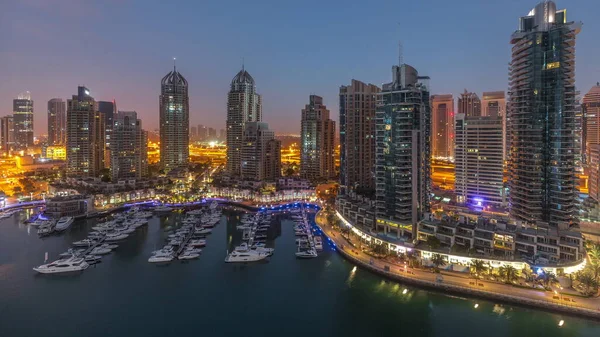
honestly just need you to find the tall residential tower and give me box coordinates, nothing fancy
[111,111,148,181]
[48,98,66,145]
[226,67,262,175]
[300,95,336,181]
[508,1,581,227]
[375,64,431,237]
[13,91,34,150]
[430,94,454,159]
[159,64,189,173]
[339,80,380,193]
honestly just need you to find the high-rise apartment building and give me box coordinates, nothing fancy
[481,91,507,161]
[375,64,431,233]
[198,124,207,140]
[159,64,189,173]
[240,122,280,181]
[430,94,454,159]
[66,86,105,177]
[455,114,505,208]
[589,144,600,202]
[13,91,34,150]
[582,83,600,163]
[190,126,197,140]
[300,95,336,181]
[0,116,14,155]
[48,98,66,145]
[98,100,115,167]
[111,111,148,181]
[226,67,262,175]
[458,90,481,117]
[339,80,380,193]
[208,127,217,140]
[219,129,225,141]
[508,1,581,227]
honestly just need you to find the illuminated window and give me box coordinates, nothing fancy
[546,62,560,70]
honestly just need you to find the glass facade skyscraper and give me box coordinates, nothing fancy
[508,1,581,227]
[375,64,431,237]
[159,64,189,173]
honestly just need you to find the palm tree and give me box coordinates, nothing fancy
[588,263,600,280]
[470,259,487,279]
[587,243,600,266]
[576,271,600,296]
[499,265,519,284]
[431,254,445,272]
[543,271,557,288]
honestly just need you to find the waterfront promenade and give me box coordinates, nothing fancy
[315,211,600,320]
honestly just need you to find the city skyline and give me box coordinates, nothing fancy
[3,0,599,136]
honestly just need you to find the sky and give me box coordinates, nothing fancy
[2,0,600,136]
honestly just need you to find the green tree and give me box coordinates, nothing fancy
[427,236,441,250]
[431,254,445,272]
[587,243,600,265]
[576,271,599,296]
[470,259,487,278]
[373,243,387,256]
[542,271,557,288]
[499,265,519,284]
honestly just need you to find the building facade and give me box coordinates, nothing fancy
[455,114,505,208]
[339,80,380,193]
[0,116,14,155]
[430,94,454,159]
[240,122,280,181]
[111,111,148,181]
[48,98,66,146]
[98,100,115,167]
[375,64,431,234]
[481,91,507,161]
[589,144,600,202]
[300,95,336,181]
[458,90,481,117]
[508,1,581,227]
[582,83,600,164]
[226,67,262,175]
[13,91,34,150]
[159,65,189,172]
[66,86,105,178]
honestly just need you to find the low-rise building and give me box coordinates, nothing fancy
[277,178,310,190]
[45,194,94,218]
[417,212,584,264]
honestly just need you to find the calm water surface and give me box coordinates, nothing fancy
[1,207,599,337]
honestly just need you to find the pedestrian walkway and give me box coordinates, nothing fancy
[315,211,600,319]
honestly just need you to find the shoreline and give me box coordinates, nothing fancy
[314,211,600,321]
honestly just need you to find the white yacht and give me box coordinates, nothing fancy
[295,249,318,259]
[187,209,203,216]
[72,239,97,247]
[189,239,206,247]
[90,247,112,255]
[33,255,89,274]
[184,247,202,255]
[153,206,173,214]
[196,228,212,235]
[314,237,323,251]
[148,251,173,263]
[54,217,75,232]
[225,249,269,263]
[105,233,129,241]
[37,224,54,236]
[178,251,200,260]
[98,243,118,250]
[84,255,102,264]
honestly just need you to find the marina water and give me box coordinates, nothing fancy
[1,207,599,337]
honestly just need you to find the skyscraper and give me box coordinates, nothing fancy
[0,116,14,155]
[208,127,217,140]
[219,128,225,141]
[98,100,115,167]
[339,80,380,193]
[159,63,189,173]
[455,114,505,207]
[13,91,34,150]
[589,144,600,203]
[66,86,105,177]
[481,91,507,161]
[457,90,481,117]
[197,124,207,140]
[375,64,431,234]
[430,94,454,159]
[582,83,600,163]
[111,111,148,181]
[48,98,66,145]
[240,122,280,181]
[508,1,581,227]
[226,67,262,175]
[300,95,336,181]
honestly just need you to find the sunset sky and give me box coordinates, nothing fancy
[2,0,599,135]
